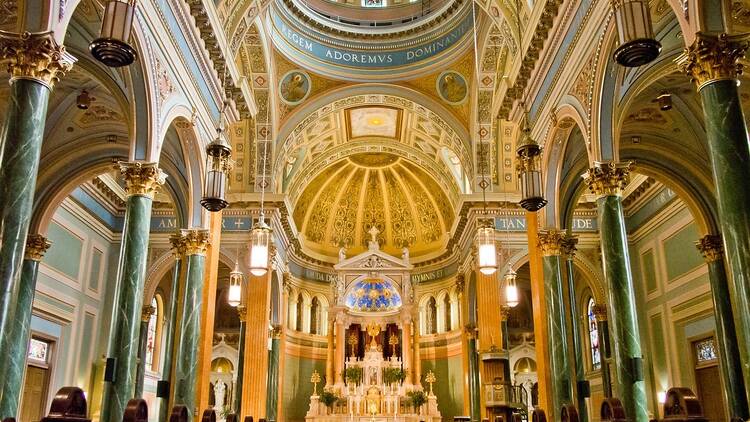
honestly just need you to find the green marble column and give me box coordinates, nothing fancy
[562,235,588,422]
[135,306,155,398]
[538,230,573,419]
[265,328,280,422]
[173,229,210,418]
[685,33,750,408]
[158,240,183,422]
[500,307,511,382]
[100,162,165,422]
[233,306,247,414]
[584,162,647,422]
[0,235,50,418]
[592,305,613,398]
[467,335,481,422]
[0,33,72,413]
[696,235,749,419]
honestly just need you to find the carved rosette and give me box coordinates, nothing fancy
[119,161,166,198]
[561,233,578,260]
[141,305,155,322]
[591,304,608,321]
[181,229,210,256]
[0,31,75,88]
[683,32,750,89]
[582,161,633,197]
[25,234,51,261]
[237,305,247,322]
[537,229,567,256]
[169,232,186,259]
[695,234,723,263]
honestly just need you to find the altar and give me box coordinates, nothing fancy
[305,229,441,422]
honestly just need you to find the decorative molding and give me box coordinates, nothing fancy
[682,32,750,89]
[0,31,75,88]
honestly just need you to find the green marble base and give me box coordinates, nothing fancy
[266,337,280,420]
[135,318,149,398]
[700,79,750,409]
[597,195,647,421]
[174,253,206,417]
[100,195,154,422]
[0,258,40,417]
[542,254,572,419]
[0,80,52,412]
[234,320,246,414]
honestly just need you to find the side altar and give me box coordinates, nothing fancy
[305,228,441,422]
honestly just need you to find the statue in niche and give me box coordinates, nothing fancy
[403,276,413,304]
[214,379,226,409]
[367,226,380,250]
[334,275,345,305]
[338,247,347,263]
[402,247,410,264]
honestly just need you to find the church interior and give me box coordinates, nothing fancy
[1,0,750,421]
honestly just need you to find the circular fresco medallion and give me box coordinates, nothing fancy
[436,71,468,105]
[279,70,312,105]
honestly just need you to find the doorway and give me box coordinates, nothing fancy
[20,337,54,422]
[692,336,726,422]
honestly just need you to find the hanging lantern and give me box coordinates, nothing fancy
[504,268,519,308]
[516,116,547,212]
[477,225,498,275]
[90,0,138,67]
[611,0,661,67]
[657,91,672,111]
[249,216,271,276]
[200,135,232,212]
[76,90,93,109]
[227,261,243,307]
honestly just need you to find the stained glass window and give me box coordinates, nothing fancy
[28,338,49,363]
[695,338,718,363]
[444,294,452,332]
[296,293,304,332]
[145,297,158,369]
[426,297,437,335]
[362,0,386,7]
[310,297,321,335]
[587,298,601,370]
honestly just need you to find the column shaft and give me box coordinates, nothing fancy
[401,320,412,383]
[265,332,280,421]
[335,319,345,385]
[135,306,154,398]
[234,307,247,414]
[685,32,750,407]
[563,236,588,422]
[101,166,162,422]
[467,336,481,422]
[158,255,183,422]
[539,231,572,419]
[413,324,422,386]
[325,319,335,386]
[697,236,749,419]
[592,306,613,399]
[174,235,208,417]
[241,268,271,418]
[598,196,647,420]
[0,235,50,418]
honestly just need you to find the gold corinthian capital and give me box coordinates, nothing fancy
[683,32,750,90]
[119,161,166,198]
[582,161,633,197]
[25,234,51,261]
[0,31,75,88]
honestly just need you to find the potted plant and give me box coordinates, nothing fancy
[343,367,363,385]
[406,390,427,414]
[383,368,407,386]
[320,390,338,414]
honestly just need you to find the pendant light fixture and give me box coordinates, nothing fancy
[201,93,233,212]
[512,0,547,212]
[470,0,497,276]
[249,140,271,277]
[611,0,661,67]
[90,0,138,67]
[227,254,244,307]
[504,268,519,308]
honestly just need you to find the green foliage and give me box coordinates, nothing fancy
[406,390,427,409]
[320,390,338,408]
[343,367,364,384]
[383,367,407,385]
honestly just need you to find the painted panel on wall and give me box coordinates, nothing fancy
[648,314,668,390]
[421,356,464,421]
[282,354,326,421]
[641,249,657,294]
[77,312,95,387]
[89,248,103,292]
[663,223,703,281]
[45,221,84,280]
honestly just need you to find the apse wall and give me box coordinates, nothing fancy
[282,330,327,421]
[419,331,465,420]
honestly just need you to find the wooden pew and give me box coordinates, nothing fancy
[561,404,580,422]
[122,399,147,422]
[202,409,216,422]
[601,398,627,422]
[531,408,547,422]
[660,388,708,422]
[40,386,89,422]
[169,405,188,422]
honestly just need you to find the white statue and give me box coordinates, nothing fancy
[339,247,346,263]
[214,379,226,410]
[334,275,345,305]
[401,247,410,264]
[367,226,380,250]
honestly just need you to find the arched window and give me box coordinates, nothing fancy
[145,297,158,369]
[443,295,452,332]
[310,297,321,335]
[426,297,437,335]
[587,298,601,370]
[296,293,304,331]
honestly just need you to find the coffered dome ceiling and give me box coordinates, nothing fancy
[293,152,454,261]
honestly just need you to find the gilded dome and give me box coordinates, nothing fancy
[345,278,402,312]
[514,357,537,374]
[293,153,454,260]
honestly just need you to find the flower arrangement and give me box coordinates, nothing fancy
[382,367,406,385]
[343,366,364,385]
